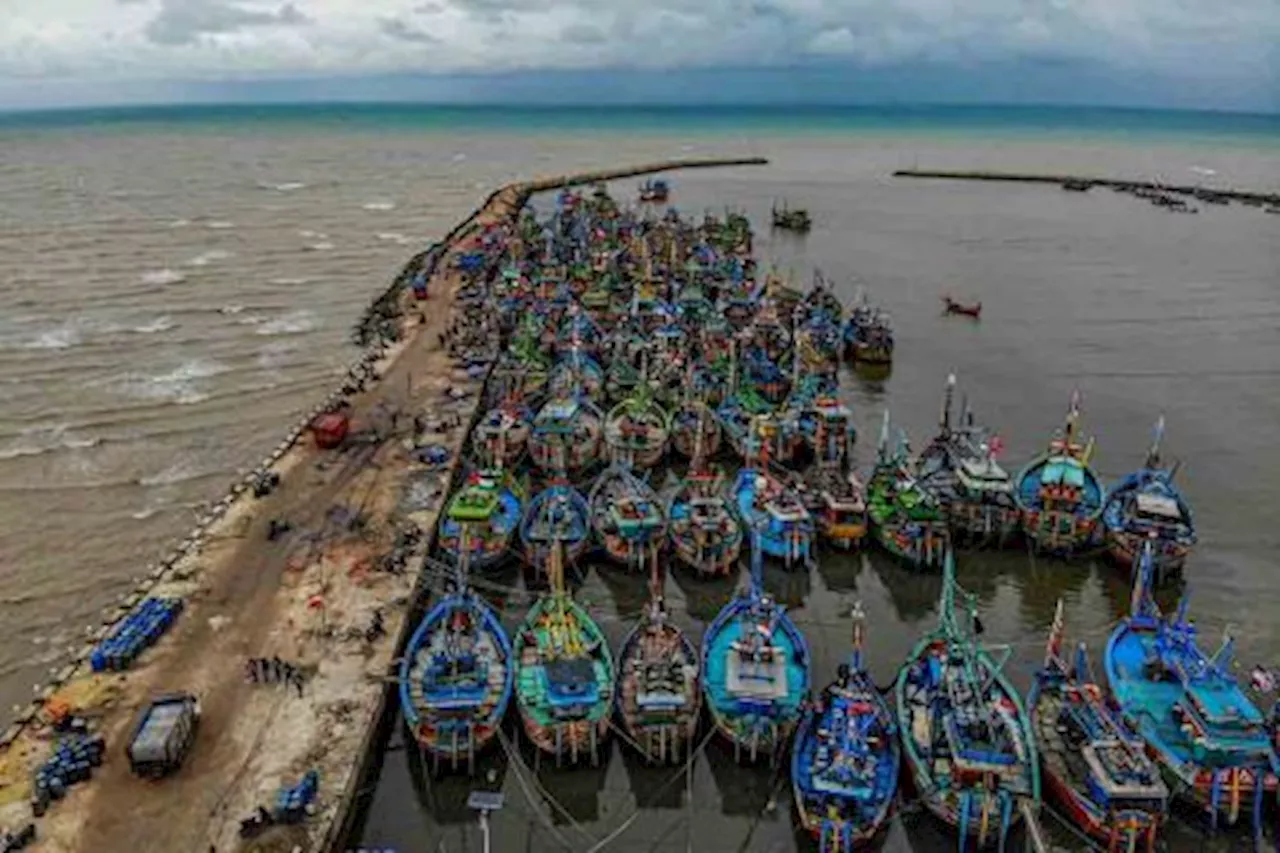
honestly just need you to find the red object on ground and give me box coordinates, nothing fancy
[310,411,350,449]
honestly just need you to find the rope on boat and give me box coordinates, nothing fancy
[494,725,594,851]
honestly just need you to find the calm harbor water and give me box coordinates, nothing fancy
[0,106,1277,851]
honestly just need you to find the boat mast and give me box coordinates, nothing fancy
[940,373,956,437]
[1146,415,1166,470]
[849,601,866,675]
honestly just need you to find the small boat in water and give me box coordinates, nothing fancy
[399,547,513,774]
[603,385,671,469]
[588,464,668,569]
[472,397,533,469]
[703,533,810,763]
[771,201,812,233]
[639,179,670,203]
[1101,417,1196,580]
[514,543,615,766]
[615,560,701,764]
[803,466,868,551]
[842,296,895,365]
[895,550,1043,849]
[942,295,982,318]
[792,603,899,849]
[438,469,525,569]
[866,412,949,569]
[794,394,855,468]
[667,466,743,577]
[730,466,814,569]
[1030,599,1168,851]
[1015,392,1104,556]
[1105,542,1278,838]
[917,375,1020,546]
[519,482,591,568]
[528,394,603,476]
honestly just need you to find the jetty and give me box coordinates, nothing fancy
[0,156,766,852]
[893,168,1280,206]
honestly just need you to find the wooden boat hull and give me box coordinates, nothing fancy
[817,516,868,550]
[1106,530,1191,576]
[701,586,809,764]
[514,596,615,765]
[791,678,899,848]
[1015,452,1104,556]
[589,466,668,570]
[671,405,722,459]
[615,620,701,764]
[399,593,513,772]
[730,468,814,568]
[948,501,1021,545]
[520,486,591,569]
[869,517,947,569]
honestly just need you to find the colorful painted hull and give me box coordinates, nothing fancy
[529,397,603,476]
[437,476,524,569]
[604,400,671,469]
[615,615,701,764]
[471,404,532,469]
[1015,453,1104,555]
[1101,469,1196,578]
[730,468,814,568]
[702,594,809,763]
[792,672,899,849]
[399,591,513,772]
[588,466,668,569]
[667,479,743,577]
[519,485,591,568]
[671,402,722,459]
[514,594,615,765]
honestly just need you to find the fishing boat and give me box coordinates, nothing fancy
[841,301,894,365]
[671,399,722,459]
[702,533,810,763]
[942,295,982,318]
[895,550,1043,849]
[471,397,533,469]
[795,395,855,468]
[438,469,525,568]
[917,376,1020,545]
[866,412,949,569]
[615,560,701,764]
[603,386,671,469]
[1030,600,1168,851]
[1104,542,1278,838]
[1101,417,1196,580]
[1015,393,1104,556]
[803,466,868,551]
[514,543,615,766]
[730,465,814,569]
[528,394,603,476]
[667,467,743,577]
[792,603,899,849]
[588,464,668,570]
[399,542,513,774]
[771,202,812,233]
[519,482,591,568]
[548,348,605,398]
[639,179,670,203]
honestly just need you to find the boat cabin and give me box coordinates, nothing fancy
[637,660,691,714]
[811,691,882,797]
[1039,456,1088,506]
[450,481,501,522]
[1134,492,1183,524]
[956,456,1013,495]
[543,659,601,718]
[609,497,663,535]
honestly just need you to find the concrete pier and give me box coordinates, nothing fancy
[893,168,1280,205]
[0,155,766,852]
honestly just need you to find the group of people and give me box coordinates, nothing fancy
[245,656,306,696]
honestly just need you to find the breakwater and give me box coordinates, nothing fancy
[0,155,766,852]
[893,168,1280,206]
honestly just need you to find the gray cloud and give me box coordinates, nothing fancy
[378,16,438,43]
[145,0,309,46]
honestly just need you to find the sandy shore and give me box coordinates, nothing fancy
[0,158,763,853]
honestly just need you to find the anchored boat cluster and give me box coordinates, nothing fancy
[397,178,1276,853]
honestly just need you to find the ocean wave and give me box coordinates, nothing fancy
[257,339,300,369]
[452,153,466,162]
[256,310,318,336]
[167,219,190,228]
[0,423,102,461]
[219,304,246,315]
[362,201,396,211]
[299,229,328,240]
[306,241,334,251]
[138,458,206,487]
[376,232,411,244]
[132,316,175,334]
[259,181,308,192]
[21,325,82,350]
[187,249,233,267]
[113,358,228,406]
[141,268,186,286]
[207,221,235,230]
[269,277,310,285]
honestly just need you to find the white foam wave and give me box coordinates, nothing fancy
[257,340,300,369]
[362,201,396,211]
[256,310,318,336]
[130,506,161,520]
[138,459,204,487]
[269,277,310,285]
[0,424,102,461]
[187,249,233,267]
[376,232,411,244]
[115,359,227,406]
[132,316,175,334]
[298,229,327,239]
[207,221,235,230]
[452,153,466,162]
[167,219,190,228]
[219,304,246,315]
[260,181,308,192]
[141,268,186,286]
[23,325,82,350]
[306,241,335,251]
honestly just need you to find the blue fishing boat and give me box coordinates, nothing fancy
[472,396,533,469]
[438,469,525,569]
[667,466,743,577]
[702,532,810,764]
[519,482,591,568]
[1101,417,1196,580]
[528,394,603,476]
[399,546,513,774]
[1030,599,1168,851]
[730,466,814,569]
[1104,542,1278,839]
[895,550,1043,849]
[1015,392,1104,556]
[588,463,668,570]
[792,602,899,850]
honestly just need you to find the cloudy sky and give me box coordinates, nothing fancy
[1,0,1277,110]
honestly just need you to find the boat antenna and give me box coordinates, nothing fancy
[850,602,866,674]
[941,373,956,434]
[749,527,765,598]
[1129,538,1159,620]
[1146,415,1166,469]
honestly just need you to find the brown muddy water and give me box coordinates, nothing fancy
[1,121,1278,852]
